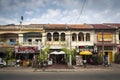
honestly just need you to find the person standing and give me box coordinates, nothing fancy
[104,53,108,67]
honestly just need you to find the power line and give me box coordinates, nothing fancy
[75,0,87,23]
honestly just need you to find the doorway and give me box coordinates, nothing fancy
[50,54,65,64]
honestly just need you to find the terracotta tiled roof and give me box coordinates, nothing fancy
[0,25,20,30]
[104,23,120,28]
[45,24,67,29]
[69,24,92,29]
[91,24,116,29]
[24,24,44,28]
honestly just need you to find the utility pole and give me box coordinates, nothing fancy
[69,29,72,68]
[102,30,104,63]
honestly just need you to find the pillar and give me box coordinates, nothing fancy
[18,33,23,45]
[42,32,46,46]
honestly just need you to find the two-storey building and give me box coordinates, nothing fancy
[0,23,118,65]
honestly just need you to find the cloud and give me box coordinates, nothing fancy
[24,9,79,24]
[25,11,33,15]
[0,18,18,25]
[0,0,120,25]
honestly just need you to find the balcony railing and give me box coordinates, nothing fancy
[21,42,39,46]
[0,42,19,47]
[45,41,68,46]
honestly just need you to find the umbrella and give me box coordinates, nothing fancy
[79,51,92,55]
[79,51,92,67]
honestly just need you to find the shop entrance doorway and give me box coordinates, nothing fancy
[49,51,66,64]
[50,54,65,64]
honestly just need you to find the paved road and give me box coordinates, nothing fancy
[0,69,120,80]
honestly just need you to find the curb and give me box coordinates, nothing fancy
[0,68,115,72]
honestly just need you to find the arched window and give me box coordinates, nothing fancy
[78,32,84,41]
[47,33,52,41]
[61,33,65,41]
[72,33,77,41]
[119,32,120,40]
[53,32,59,41]
[86,33,90,41]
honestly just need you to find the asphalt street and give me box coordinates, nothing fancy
[0,69,120,80]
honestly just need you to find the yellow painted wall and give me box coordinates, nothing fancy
[97,32,113,41]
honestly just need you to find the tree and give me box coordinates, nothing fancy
[61,47,76,64]
[38,45,50,62]
[7,48,14,66]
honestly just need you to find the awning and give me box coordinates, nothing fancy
[96,43,116,46]
[79,51,92,55]
[50,51,65,55]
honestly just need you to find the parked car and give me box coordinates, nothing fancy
[0,58,6,68]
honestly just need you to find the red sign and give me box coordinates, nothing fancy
[15,46,38,53]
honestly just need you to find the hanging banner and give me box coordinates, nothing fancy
[15,46,38,53]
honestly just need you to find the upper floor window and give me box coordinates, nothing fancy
[72,33,77,41]
[86,33,90,41]
[9,39,15,45]
[78,32,84,41]
[24,32,42,37]
[28,39,32,42]
[61,33,65,41]
[47,33,52,41]
[53,32,59,41]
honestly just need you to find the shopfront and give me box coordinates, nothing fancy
[15,46,38,66]
[49,51,66,64]
[96,31,115,62]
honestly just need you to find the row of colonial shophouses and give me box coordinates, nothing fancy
[0,23,120,66]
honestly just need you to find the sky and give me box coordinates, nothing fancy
[0,0,120,25]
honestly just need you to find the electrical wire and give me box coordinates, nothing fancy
[75,0,87,23]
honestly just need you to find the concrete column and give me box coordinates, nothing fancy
[116,31,119,44]
[65,31,70,47]
[84,33,86,41]
[42,32,46,46]
[76,33,78,42]
[18,33,23,45]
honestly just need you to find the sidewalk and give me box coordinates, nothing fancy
[0,63,120,72]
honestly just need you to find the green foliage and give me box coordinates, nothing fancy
[38,45,50,61]
[61,47,70,55]
[61,47,76,64]
[61,47,70,62]
[114,53,120,64]
[43,45,50,54]
[6,48,15,65]
[7,48,14,59]
[97,53,103,64]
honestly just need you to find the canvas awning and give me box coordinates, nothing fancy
[50,51,65,55]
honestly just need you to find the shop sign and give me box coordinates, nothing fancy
[15,46,38,53]
[79,46,93,51]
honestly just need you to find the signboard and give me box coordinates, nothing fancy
[79,46,93,52]
[97,32,113,42]
[15,46,38,53]
[76,55,83,66]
